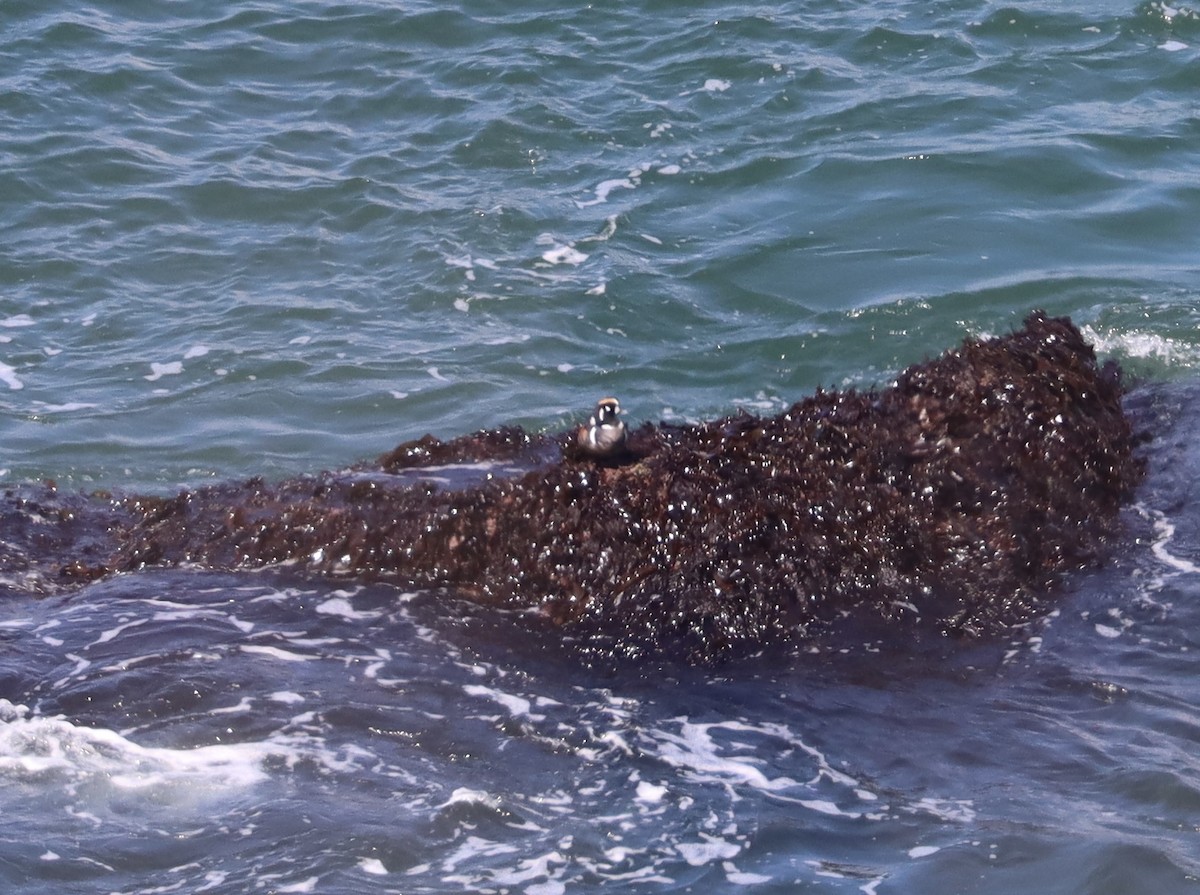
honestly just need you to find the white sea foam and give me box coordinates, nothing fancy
[54,653,92,689]
[575,178,636,208]
[145,361,183,381]
[151,606,255,633]
[463,684,540,720]
[444,253,497,276]
[315,594,382,621]
[677,834,740,866]
[362,648,393,680]
[440,787,502,810]
[439,835,521,876]
[650,719,802,791]
[1147,510,1200,574]
[540,244,589,265]
[1080,324,1200,369]
[0,700,271,799]
[33,401,99,413]
[92,617,150,646]
[210,696,255,715]
[359,857,388,875]
[635,781,667,803]
[578,214,619,243]
[724,863,772,884]
[241,644,312,662]
[0,361,23,390]
[800,798,861,818]
[491,849,568,889]
[910,797,976,823]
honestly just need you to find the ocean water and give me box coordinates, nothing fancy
[2,0,1200,891]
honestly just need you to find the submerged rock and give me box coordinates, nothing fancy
[0,312,1144,661]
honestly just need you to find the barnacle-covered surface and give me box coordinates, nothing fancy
[46,312,1138,661]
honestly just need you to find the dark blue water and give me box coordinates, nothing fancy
[3,0,1200,891]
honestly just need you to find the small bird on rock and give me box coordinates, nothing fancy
[577,396,628,460]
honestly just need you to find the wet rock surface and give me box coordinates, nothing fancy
[1,313,1144,661]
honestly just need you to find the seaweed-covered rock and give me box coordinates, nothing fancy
[97,312,1142,660]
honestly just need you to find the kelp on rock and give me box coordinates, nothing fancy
[3,313,1144,662]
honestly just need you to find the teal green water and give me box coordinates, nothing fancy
[3,0,1200,490]
[4,3,1200,894]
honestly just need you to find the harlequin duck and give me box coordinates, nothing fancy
[576,396,628,460]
